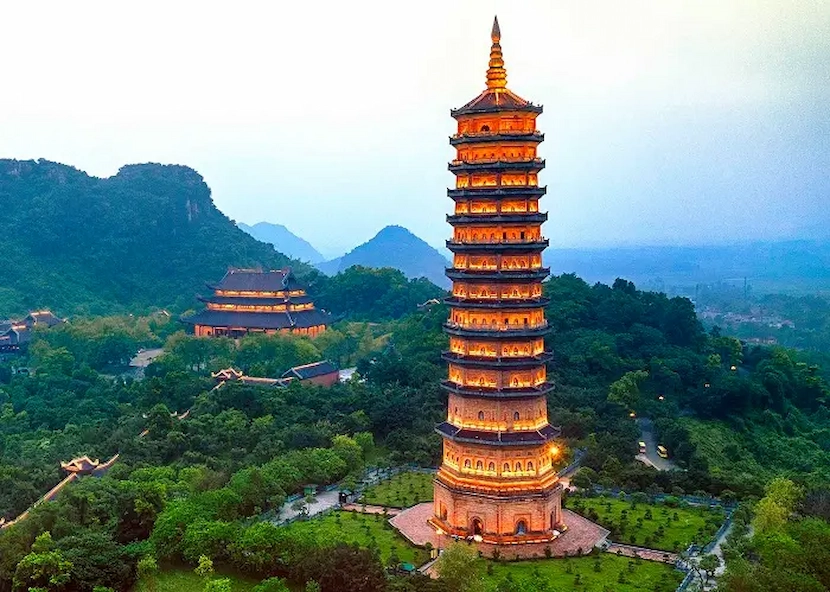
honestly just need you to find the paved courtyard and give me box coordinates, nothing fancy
[391,504,610,560]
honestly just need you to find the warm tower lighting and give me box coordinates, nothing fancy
[430,16,565,545]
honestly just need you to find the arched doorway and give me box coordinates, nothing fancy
[470,517,484,536]
[515,520,528,535]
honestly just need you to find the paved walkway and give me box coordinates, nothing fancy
[342,503,402,516]
[606,542,678,564]
[391,504,610,561]
[274,489,341,523]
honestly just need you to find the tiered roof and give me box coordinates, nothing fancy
[183,268,329,332]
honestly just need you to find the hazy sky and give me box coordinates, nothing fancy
[2,1,828,257]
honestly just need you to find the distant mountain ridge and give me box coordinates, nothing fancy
[0,159,312,316]
[316,225,451,288]
[238,222,325,264]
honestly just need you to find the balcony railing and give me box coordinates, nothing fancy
[445,320,548,332]
[451,130,542,139]
[448,238,548,245]
[451,157,544,166]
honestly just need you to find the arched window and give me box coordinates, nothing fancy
[503,463,510,473]
[513,411,520,421]
[527,461,534,471]
[488,462,495,472]
[515,520,528,535]
[478,410,485,421]
[515,462,523,472]
[480,125,490,132]
[464,459,471,469]
[476,460,483,470]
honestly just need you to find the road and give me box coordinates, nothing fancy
[635,418,676,471]
[129,348,164,368]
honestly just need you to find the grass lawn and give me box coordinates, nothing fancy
[285,510,429,567]
[566,495,725,552]
[359,471,434,508]
[484,553,683,592]
[133,565,261,592]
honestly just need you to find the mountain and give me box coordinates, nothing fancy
[546,240,830,296]
[316,225,451,288]
[238,221,324,264]
[0,159,315,316]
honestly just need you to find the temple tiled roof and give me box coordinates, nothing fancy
[61,456,101,473]
[25,310,64,327]
[282,360,338,380]
[211,268,297,292]
[435,422,560,446]
[182,308,328,330]
[198,294,314,306]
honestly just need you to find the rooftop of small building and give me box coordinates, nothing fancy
[209,268,303,293]
[282,360,339,380]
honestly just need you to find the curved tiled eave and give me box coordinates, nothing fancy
[446,212,548,226]
[446,268,550,283]
[446,240,549,254]
[451,103,544,117]
[444,296,550,309]
[435,421,560,446]
[440,380,555,399]
[449,131,544,146]
[448,186,546,200]
[443,322,549,339]
[442,351,553,368]
[448,159,545,174]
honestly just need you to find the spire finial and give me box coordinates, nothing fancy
[486,16,507,90]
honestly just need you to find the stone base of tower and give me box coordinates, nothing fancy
[428,477,565,545]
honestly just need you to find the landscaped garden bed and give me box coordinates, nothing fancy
[483,552,684,592]
[359,470,434,508]
[285,510,429,567]
[566,492,726,552]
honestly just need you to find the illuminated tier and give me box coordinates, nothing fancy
[183,268,328,338]
[430,17,564,545]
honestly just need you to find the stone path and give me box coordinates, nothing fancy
[390,504,611,561]
[274,489,341,523]
[342,503,402,516]
[606,542,678,564]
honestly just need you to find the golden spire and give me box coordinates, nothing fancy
[486,15,507,90]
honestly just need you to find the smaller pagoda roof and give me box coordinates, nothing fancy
[211,268,298,292]
[198,294,315,306]
[282,360,338,380]
[61,456,100,474]
[182,308,329,330]
[25,310,65,327]
[451,16,542,117]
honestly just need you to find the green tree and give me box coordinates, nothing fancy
[435,543,485,592]
[608,370,648,409]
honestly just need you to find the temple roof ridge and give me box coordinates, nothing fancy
[451,17,542,117]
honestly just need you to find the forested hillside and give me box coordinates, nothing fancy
[0,274,827,591]
[0,160,314,317]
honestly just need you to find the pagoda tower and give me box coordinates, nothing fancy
[430,17,564,544]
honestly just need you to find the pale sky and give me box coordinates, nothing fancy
[2,1,828,257]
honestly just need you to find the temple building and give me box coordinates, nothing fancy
[430,17,564,545]
[183,268,328,338]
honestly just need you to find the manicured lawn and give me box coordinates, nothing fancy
[484,553,683,592]
[566,494,725,552]
[133,566,261,592]
[285,510,429,567]
[359,471,434,508]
